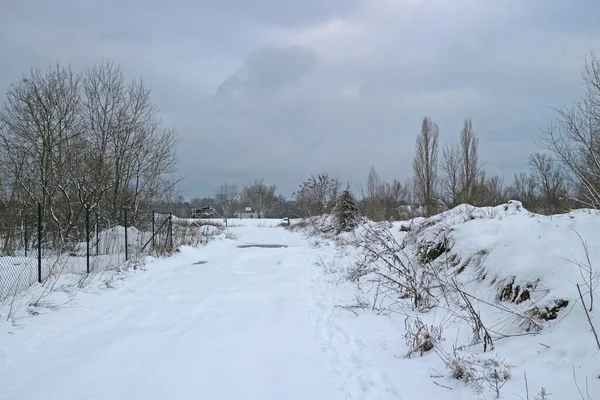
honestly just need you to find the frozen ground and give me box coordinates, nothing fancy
[0,221,402,400]
[0,212,599,399]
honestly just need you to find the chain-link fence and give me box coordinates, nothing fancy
[0,204,185,303]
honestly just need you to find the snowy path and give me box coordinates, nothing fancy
[0,225,403,400]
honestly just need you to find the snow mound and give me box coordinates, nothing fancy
[331,202,600,398]
[401,202,598,324]
[410,200,528,231]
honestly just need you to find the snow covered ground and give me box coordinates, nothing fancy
[0,222,360,400]
[0,208,599,399]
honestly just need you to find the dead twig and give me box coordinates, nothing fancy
[577,283,600,351]
[433,381,453,390]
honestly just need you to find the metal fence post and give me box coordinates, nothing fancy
[95,212,99,255]
[124,207,129,261]
[86,205,90,274]
[169,212,173,250]
[152,210,155,253]
[37,202,42,283]
[23,215,28,257]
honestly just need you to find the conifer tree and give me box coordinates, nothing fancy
[334,187,361,234]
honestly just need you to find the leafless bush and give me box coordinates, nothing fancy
[315,255,339,275]
[445,356,485,393]
[335,294,370,316]
[483,358,511,398]
[287,219,310,231]
[403,315,443,357]
[5,281,28,322]
[74,269,96,289]
[536,388,552,400]
[343,256,375,283]
[430,270,496,352]
[359,224,436,311]
[456,285,494,352]
[167,224,222,251]
[523,372,553,400]
[97,269,125,290]
[224,231,238,240]
[437,350,512,397]
[28,256,69,304]
[567,229,599,312]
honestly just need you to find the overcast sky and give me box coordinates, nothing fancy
[1,0,599,199]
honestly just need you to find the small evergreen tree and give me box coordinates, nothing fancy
[334,187,361,234]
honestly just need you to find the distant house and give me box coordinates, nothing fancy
[188,205,215,219]
[233,207,260,219]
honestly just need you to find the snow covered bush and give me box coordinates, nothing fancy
[403,316,443,357]
[333,187,361,234]
[442,353,512,397]
[446,356,483,392]
[359,223,437,311]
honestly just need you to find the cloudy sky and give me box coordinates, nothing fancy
[1,0,599,198]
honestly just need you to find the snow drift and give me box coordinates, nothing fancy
[318,200,600,399]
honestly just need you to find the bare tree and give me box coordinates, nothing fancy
[529,152,569,213]
[190,196,214,208]
[85,64,179,217]
[480,173,505,206]
[542,51,600,208]
[506,172,538,207]
[0,64,83,244]
[242,178,277,218]
[82,61,126,211]
[366,165,381,200]
[0,62,180,248]
[413,117,439,216]
[362,165,410,221]
[458,118,483,205]
[82,62,180,216]
[440,143,461,207]
[215,183,240,219]
[271,194,297,218]
[293,173,341,217]
[363,165,384,220]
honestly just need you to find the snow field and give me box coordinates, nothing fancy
[0,223,365,400]
[1,208,599,400]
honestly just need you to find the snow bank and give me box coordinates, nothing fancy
[403,200,598,316]
[323,201,600,399]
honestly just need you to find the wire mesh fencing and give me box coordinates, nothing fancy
[0,208,40,305]
[0,204,183,304]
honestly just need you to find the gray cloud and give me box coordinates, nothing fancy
[1,0,599,198]
[214,45,318,100]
